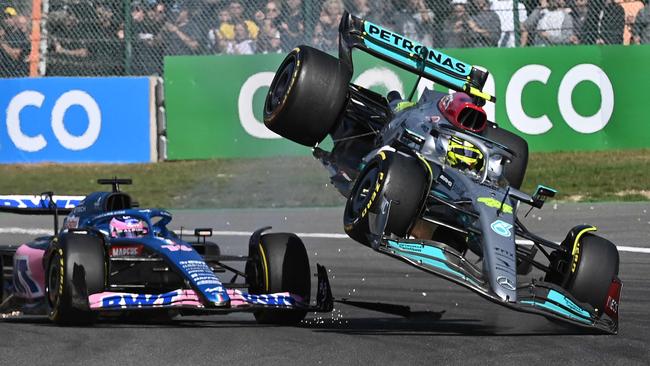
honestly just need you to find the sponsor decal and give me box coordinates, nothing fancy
[604,278,621,321]
[365,22,468,75]
[161,243,193,252]
[205,286,224,293]
[490,220,513,237]
[101,291,178,308]
[496,276,516,291]
[110,245,143,257]
[393,242,425,253]
[506,64,613,135]
[0,195,83,209]
[571,239,581,272]
[179,260,222,286]
[239,292,294,306]
[361,171,384,218]
[495,247,514,258]
[64,215,79,229]
[440,94,453,110]
[477,197,513,214]
[0,77,152,163]
[437,172,454,190]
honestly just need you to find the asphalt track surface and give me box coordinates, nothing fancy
[1,203,649,365]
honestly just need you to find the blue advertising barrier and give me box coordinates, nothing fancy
[0,77,153,163]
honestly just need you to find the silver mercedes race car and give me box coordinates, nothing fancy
[262,12,621,334]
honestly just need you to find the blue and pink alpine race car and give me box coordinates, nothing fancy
[0,178,332,325]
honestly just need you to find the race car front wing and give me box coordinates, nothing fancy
[87,264,333,314]
[379,237,620,334]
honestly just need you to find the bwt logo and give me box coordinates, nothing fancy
[101,291,178,308]
[6,90,102,152]
[0,195,83,209]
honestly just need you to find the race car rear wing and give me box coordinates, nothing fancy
[0,194,84,215]
[338,12,495,103]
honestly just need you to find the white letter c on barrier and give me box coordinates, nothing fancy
[238,72,280,139]
[506,65,553,135]
[6,90,47,152]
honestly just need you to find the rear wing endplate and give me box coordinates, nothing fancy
[338,12,495,103]
[0,195,84,215]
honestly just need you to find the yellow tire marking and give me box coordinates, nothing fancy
[258,243,270,292]
[378,151,386,160]
[571,227,597,272]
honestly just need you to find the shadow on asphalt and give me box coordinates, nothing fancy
[2,313,600,336]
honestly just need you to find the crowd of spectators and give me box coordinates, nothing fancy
[0,5,29,77]
[2,0,650,77]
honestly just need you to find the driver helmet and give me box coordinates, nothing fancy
[446,136,484,173]
[110,216,148,238]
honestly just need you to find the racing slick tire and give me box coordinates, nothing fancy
[246,233,311,325]
[264,45,351,146]
[46,233,105,325]
[565,234,619,314]
[546,231,619,315]
[344,151,429,245]
[483,124,528,189]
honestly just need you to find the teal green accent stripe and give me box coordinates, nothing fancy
[536,184,558,194]
[547,290,592,318]
[520,299,592,324]
[362,40,466,90]
[387,240,480,287]
[431,190,450,199]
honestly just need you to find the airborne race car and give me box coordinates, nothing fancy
[0,179,332,325]
[263,12,622,333]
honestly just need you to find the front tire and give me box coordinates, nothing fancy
[246,233,311,325]
[264,45,351,146]
[46,233,105,325]
[344,151,429,245]
[546,232,619,314]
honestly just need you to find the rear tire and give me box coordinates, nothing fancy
[46,233,105,325]
[483,125,528,189]
[344,151,429,245]
[264,45,351,146]
[246,233,311,325]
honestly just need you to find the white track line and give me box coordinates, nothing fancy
[1,227,648,254]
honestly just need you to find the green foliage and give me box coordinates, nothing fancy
[1,150,648,208]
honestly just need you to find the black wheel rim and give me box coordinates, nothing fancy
[264,53,297,116]
[347,162,381,220]
[46,256,61,309]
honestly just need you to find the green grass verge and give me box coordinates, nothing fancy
[0,150,648,208]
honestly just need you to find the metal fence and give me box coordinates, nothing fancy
[1,0,649,78]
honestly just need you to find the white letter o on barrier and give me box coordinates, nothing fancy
[51,90,101,150]
[6,90,47,152]
[238,72,280,139]
[557,64,614,134]
[506,65,553,135]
